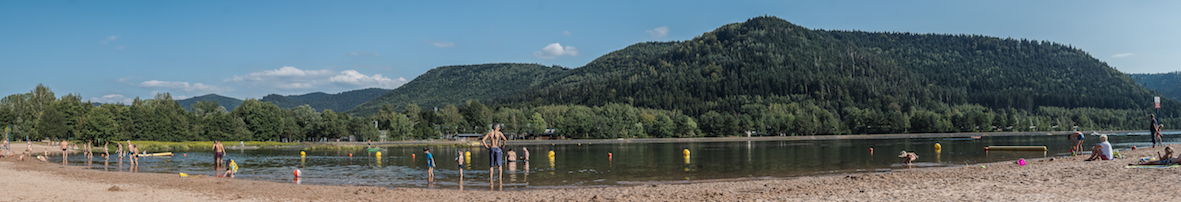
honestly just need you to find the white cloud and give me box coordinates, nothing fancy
[100,35,119,44]
[533,43,578,59]
[89,94,133,104]
[139,80,232,93]
[646,26,669,38]
[562,30,572,36]
[174,95,190,100]
[1112,53,1134,58]
[227,66,408,90]
[348,51,381,58]
[433,41,455,48]
[426,39,455,48]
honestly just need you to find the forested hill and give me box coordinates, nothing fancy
[500,16,1180,118]
[178,94,242,111]
[260,88,390,112]
[346,63,568,115]
[1131,71,1181,102]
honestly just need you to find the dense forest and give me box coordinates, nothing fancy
[0,84,699,143]
[260,88,390,112]
[1131,71,1181,102]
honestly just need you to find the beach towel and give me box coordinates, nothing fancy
[1124,165,1180,169]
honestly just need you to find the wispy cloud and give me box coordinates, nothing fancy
[348,51,381,58]
[533,43,578,59]
[88,94,134,104]
[114,45,127,50]
[562,30,572,36]
[1112,53,1134,58]
[226,66,407,90]
[139,80,232,93]
[646,26,669,39]
[100,35,119,44]
[426,40,455,48]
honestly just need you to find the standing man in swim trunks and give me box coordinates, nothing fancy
[59,139,69,165]
[213,140,225,167]
[480,123,507,190]
[1151,114,1161,148]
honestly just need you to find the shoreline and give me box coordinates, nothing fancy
[346,130,1169,147]
[3,142,1179,201]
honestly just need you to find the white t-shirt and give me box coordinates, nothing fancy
[1099,141,1113,160]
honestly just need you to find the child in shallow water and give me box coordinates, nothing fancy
[898,150,918,164]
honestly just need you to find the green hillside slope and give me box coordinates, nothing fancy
[346,63,567,115]
[261,88,390,112]
[502,16,1179,117]
[178,94,242,111]
[1131,71,1181,102]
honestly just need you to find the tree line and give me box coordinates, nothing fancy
[1,85,1174,146]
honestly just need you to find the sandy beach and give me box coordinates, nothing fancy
[1,143,1179,201]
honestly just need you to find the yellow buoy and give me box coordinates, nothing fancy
[375,151,382,158]
[300,151,306,157]
[683,149,690,156]
[465,151,471,158]
[548,150,555,158]
[934,143,942,150]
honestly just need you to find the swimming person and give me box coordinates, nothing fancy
[506,148,517,162]
[1086,134,1113,161]
[521,147,529,161]
[424,147,435,181]
[480,123,507,190]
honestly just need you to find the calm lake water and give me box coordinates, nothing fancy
[62,132,1180,190]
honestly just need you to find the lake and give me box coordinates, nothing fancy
[61,131,1180,190]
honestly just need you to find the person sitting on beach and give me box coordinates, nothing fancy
[1130,147,1179,166]
[1086,134,1114,161]
[222,159,238,178]
[506,148,517,162]
[898,150,918,164]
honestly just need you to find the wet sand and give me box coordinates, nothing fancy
[2,144,1179,201]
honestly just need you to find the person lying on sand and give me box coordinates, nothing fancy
[1130,147,1180,166]
[898,150,918,164]
[1086,134,1113,161]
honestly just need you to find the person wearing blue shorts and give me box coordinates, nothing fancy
[480,123,507,190]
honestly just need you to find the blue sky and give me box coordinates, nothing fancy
[2,1,1178,103]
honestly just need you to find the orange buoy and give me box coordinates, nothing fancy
[411,153,415,158]
[349,153,353,157]
[183,153,187,157]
